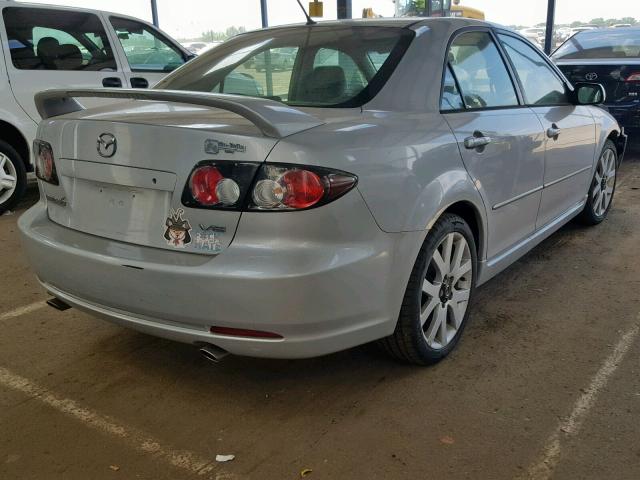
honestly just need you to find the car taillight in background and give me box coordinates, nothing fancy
[625,72,640,82]
[33,140,58,185]
[183,162,357,211]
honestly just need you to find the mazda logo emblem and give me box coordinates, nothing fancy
[97,133,117,158]
[585,72,598,81]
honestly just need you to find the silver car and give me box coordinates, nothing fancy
[19,18,626,365]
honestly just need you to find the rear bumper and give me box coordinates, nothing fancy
[18,199,422,359]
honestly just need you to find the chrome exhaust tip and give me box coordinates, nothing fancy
[46,297,71,311]
[199,344,229,363]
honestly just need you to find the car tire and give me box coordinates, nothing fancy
[0,140,27,215]
[379,213,477,365]
[578,140,617,226]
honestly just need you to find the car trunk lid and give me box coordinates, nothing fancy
[39,102,282,255]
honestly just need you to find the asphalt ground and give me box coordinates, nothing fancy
[1,149,639,480]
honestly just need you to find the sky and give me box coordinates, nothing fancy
[21,0,640,39]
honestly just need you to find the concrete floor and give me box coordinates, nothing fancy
[1,152,640,480]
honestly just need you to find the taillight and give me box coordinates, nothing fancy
[33,140,58,185]
[625,72,640,82]
[248,164,357,211]
[183,162,357,211]
[182,161,260,210]
[190,166,236,205]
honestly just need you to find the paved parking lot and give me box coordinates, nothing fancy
[2,151,640,480]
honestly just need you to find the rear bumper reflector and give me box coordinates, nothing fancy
[209,326,283,339]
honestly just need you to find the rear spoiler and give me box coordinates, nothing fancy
[34,88,325,139]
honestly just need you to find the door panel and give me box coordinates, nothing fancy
[532,105,595,227]
[495,32,597,228]
[443,30,545,259]
[445,109,546,258]
[108,16,187,89]
[1,6,126,121]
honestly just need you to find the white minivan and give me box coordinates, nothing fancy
[0,1,193,213]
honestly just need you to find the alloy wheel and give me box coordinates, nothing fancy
[592,148,616,217]
[421,232,473,350]
[0,153,17,204]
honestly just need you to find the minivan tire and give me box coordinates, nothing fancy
[0,140,27,215]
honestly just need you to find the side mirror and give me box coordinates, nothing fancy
[572,82,606,105]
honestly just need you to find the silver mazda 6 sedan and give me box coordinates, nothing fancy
[19,18,626,365]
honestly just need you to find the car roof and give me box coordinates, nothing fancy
[246,16,494,34]
[574,26,640,35]
[0,0,151,22]
[0,0,99,14]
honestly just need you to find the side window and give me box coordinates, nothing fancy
[2,7,116,71]
[498,34,568,106]
[441,65,464,110]
[110,17,185,72]
[448,31,518,109]
[212,47,300,101]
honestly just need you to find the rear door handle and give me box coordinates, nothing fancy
[130,77,149,88]
[464,134,492,150]
[102,77,122,87]
[547,124,561,138]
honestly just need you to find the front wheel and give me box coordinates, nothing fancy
[578,140,617,225]
[379,213,477,365]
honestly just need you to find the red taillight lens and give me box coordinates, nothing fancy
[34,140,58,185]
[190,165,224,205]
[209,326,283,339]
[626,72,640,82]
[250,164,357,211]
[280,170,324,209]
[184,163,257,209]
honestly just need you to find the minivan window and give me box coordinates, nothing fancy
[448,31,518,109]
[110,17,186,72]
[156,26,414,108]
[499,34,568,106]
[3,7,116,71]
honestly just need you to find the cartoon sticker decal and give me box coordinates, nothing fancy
[164,208,192,248]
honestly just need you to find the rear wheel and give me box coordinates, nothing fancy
[380,213,477,365]
[578,140,617,225]
[0,140,27,215]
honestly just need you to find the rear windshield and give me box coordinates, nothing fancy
[156,26,414,108]
[553,30,640,60]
